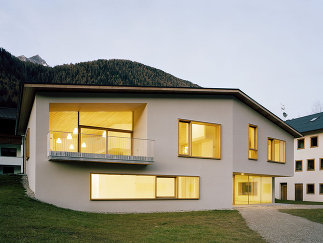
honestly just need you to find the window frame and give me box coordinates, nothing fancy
[155,176,176,199]
[320,158,323,170]
[297,138,305,150]
[307,159,315,171]
[320,183,323,195]
[310,136,318,148]
[90,173,200,200]
[267,137,286,163]
[295,160,303,172]
[178,119,221,160]
[248,124,258,160]
[306,184,315,194]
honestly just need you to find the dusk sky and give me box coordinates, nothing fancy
[1,0,322,119]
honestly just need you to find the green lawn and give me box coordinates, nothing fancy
[280,209,323,224]
[0,175,264,242]
[275,199,323,205]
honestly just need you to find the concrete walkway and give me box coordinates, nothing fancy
[236,204,323,243]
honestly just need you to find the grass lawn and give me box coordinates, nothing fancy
[280,209,323,224]
[275,199,323,205]
[0,175,264,242]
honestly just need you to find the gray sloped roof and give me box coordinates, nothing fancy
[286,112,323,133]
[0,107,16,120]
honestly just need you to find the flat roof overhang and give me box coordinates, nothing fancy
[16,83,302,138]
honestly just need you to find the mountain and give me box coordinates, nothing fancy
[17,55,48,66]
[0,48,200,108]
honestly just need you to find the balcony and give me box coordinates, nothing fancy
[47,131,154,165]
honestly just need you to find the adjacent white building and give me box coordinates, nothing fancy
[276,112,323,202]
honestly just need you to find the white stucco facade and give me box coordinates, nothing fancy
[275,132,323,202]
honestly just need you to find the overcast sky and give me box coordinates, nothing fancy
[1,0,322,119]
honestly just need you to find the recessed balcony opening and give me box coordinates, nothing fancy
[48,103,154,164]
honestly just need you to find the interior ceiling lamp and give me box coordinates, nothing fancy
[69,144,74,150]
[67,133,72,140]
[56,138,62,144]
[102,131,106,138]
[73,128,78,135]
[81,142,86,148]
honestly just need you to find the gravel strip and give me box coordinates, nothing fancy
[236,205,323,243]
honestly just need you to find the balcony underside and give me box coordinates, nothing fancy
[48,151,154,165]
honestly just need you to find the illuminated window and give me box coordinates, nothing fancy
[297,138,304,149]
[295,160,302,172]
[248,125,258,160]
[306,184,315,194]
[310,136,318,148]
[233,175,272,205]
[178,120,221,159]
[267,138,286,163]
[307,159,315,171]
[90,174,199,200]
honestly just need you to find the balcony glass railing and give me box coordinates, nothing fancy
[47,131,154,163]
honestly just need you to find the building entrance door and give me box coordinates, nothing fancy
[295,184,303,201]
[281,183,287,200]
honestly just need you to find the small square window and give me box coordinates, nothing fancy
[307,184,315,194]
[307,159,315,171]
[320,184,323,194]
[320,158,323,170]
[310,136,318,148]
[295,160,302,172]
[297,138,305,149]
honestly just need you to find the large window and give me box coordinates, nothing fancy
[267,138,286,163]
[233,175,272,204]
[178,120,221,159]
[248,125,258,160]
[91,174,199,200]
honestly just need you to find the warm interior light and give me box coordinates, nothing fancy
[73,128,78,134]
[184,146,188,154]
[56,138,62,144]
[69,144,74,150]
[241,173,244,175]
[102,131,106,138]
[67,133,72,140]
[81,142,86,148]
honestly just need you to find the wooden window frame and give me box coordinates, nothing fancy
[310,136,318,148]
[178,119,221,160]
[248,124,258,160]
[307,159,315,171]
[297,138,305,150]
[295,160,302,172]
[90,173,200,201]
[25,128,30,160]
[267,137,286,163]
[320,158,323,170]
[320,183,323,195]
[306,184,315,194]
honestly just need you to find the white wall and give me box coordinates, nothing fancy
[275,132,323,202]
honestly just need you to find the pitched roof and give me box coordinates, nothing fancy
[286,112,323,133]
[16,83,302,138]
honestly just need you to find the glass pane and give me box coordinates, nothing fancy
[280,141,285,163]
[79,111,133,130]
[295,161,302,171]
[156,177,175,197]
[249,176,261,204]
[248,150,258,160]
[49,111,78,133]
[248,126,256,149]
[260,177,272,203]
[192,123,220,158]
[267,139,272,161]
[81,128,106,154]
[234,175,249,205]
[274,140,280,162]
[298,139,304,149]
[177,177,199,199]
[91,174,155,199]
[108,132,131,156]
[178,122,189,155]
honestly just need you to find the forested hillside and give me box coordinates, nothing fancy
[0,48,199,107]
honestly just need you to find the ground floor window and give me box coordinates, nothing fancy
[90,173,199,200]
[306,184,315,194]
[233,175,272,204]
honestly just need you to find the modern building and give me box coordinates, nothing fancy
[0,107,23,174]
[275,112,323,202]
[16,84,301,213]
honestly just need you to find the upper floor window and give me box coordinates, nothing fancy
[307,159,315,171]
[320,158,323,170]
[178,120,221,159]
[0,147,17,157]
[297,138,304,149]
[248,125,258,160]
[310,136,318,148]
[267,138,286,163]
[295,160,302,172]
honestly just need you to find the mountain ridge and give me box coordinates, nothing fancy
[17,54,48,66]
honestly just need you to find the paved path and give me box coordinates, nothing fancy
[236,204,323,243]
